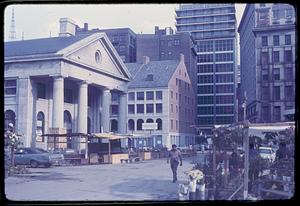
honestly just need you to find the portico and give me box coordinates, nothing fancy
[4,32,131,150]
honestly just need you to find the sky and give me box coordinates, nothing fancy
[4,4,246,41]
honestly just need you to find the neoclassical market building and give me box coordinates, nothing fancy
[4,18,131,149]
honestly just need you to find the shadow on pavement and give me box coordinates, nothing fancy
[109,177,179,200]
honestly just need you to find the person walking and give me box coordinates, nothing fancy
[167,144,182,183]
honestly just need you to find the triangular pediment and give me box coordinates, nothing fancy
[57,33,131,80]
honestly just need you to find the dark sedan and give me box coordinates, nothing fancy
[14,148,52,168]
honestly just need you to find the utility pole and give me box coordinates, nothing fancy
[242,91,249,200]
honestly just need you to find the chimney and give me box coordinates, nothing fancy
[84,23,88,31]
[59,18,77,37]
[143,56,150,65]
[180,53,185,62]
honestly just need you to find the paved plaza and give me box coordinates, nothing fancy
[5,157,197,201]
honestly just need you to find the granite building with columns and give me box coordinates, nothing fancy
[4,18,131,149]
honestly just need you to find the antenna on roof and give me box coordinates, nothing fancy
[9,7,16,41]
[22,31,24,40]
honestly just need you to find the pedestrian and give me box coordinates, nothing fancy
[167,144,182,183]
[276,142,290,160]
[229,151,239,179]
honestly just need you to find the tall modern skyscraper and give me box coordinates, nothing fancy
[175,4,238,134]
[238,3,295,123]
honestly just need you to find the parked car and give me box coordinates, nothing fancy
[35,148,64,166]
[258,147,276,163]
[14,148,52,168]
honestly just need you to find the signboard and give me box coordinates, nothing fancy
[48,127,67,134]
[142,123,158,130]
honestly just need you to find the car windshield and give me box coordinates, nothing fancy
[259,149,271,154]
[35,148,48,153]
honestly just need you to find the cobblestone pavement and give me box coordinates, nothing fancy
[4,157,197,201]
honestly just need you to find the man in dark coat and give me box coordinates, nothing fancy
[167,144,182,183]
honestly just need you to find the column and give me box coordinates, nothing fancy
[118,92,127,134]
[52,76,64,129]
[97,90,102,132]
[101,88,111,133]
[77,81,88,133]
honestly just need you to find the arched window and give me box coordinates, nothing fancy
[64,111,72,148]
[146,118,154,123]
[5,110,16,131]
[87,117,91,134]
[128,119,135,131]
[137,119,144,131]
[156,118,162,130]
[36,112,45,141]
[64,111,72,133]
[110,119,118,133]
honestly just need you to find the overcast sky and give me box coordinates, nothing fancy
[4,4,246,41]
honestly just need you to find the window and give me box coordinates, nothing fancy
[216,95,234,104]
[174,39,180,45]
[273,106,281,121]
[198,75,213,83]
[261,86,270,100]
[146,118,154,123]
[215,53,233,62]
[4,79,17,95]
[37,83,46,99]
[285,35,291,45]
[137,104,144,113]
[261,52,269,65]
[262,69,269,81]
[170,91,173,99]
[5,110,16,131]
[156,91,162,100]
[128,119,135,131]
[216,106,234,114]
[261,106,270,122]
[171,120,174,129]
[284,50,292,62]
[176,93,178,100]
[273,86,280,100]
[198,117,213,125]
[258,11,268,20]
[197,64,213,73]
[197,40,213,52]
[128,104,135,114]
[198,85,214,94]
[198,96,213,104]
[285,86,294,100]
[273,51,280,63]
[262,36,268,46]
[95,50,102,64]
[111,105,118,115]
[137,119,144,130]
[146,91,154,100]
[171,104,174,113]
[128,92,135,101]
[146,104,154,113]
[273,68,280,80]
[216,85,234,93]
[285,9,293,18]
[216,116,234,124]
[198,106,213,114]
[215,63,233,72]
[273,35,279,46]
[137,92,144,100]
[216,74,234,83]
[176,120,178,130]
[156,103,162,113]
[64,88,73,103]
[273,10,279,19]
[284,67,293,80]
[198,54,213,63]
[146,74,154,81]
[215,39,233,51]
[156,119,162,130]
[111,93,119,102]
[35,111,44,141]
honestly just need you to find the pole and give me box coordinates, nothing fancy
[243,121,250,200]
[108,139,111,164]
